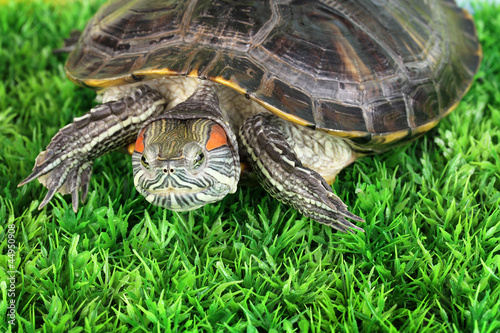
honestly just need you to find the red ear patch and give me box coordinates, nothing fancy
[134,128,147,153]
[206,124,228,151]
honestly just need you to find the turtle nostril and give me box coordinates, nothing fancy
[170,168,175,173]
[163,168,168,174]
[163,168,175,174]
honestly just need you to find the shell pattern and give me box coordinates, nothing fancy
[66,0,481,150]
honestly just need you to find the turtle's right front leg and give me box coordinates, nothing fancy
[240,114,364,232]
[19,85,166,211]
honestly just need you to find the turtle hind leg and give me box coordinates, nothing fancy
[19,85,166,212]
[239,114,364,232]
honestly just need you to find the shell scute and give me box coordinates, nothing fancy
[206,53,266,94]
[254,78,315,126]
[316,101,367,134]
[409,83,440,127]
[370,98,409,133]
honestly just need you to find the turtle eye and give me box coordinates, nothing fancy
[141,155,150,169]
[193,151,205,169]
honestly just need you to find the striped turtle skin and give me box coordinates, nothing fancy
[66,0,481,151]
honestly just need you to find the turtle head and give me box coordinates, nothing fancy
[131,117,239,211]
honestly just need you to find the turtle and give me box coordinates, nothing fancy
[19,0,481,232]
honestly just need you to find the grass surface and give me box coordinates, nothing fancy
[1,0,500,332]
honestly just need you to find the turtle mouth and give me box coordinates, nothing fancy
[144,186,207,195]
[137,182,231,211]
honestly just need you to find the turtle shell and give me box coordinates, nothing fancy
[66,0,481,149]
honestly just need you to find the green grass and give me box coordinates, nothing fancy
[1,0,499,331]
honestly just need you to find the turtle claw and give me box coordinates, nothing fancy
[303,185,365,233]
[39,187,58,210]
[19,147,94,211]
[71,189,78,211]
[324,192,365,222]
[319,192,365,233]
[18,150,52,187]
[81,182,90,204]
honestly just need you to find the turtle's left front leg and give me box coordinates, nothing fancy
[240,114,364,232]
[19,85,166,211]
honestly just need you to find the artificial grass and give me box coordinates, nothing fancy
[1,0,499,331]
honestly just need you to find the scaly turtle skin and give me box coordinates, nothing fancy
[19,0,481,232]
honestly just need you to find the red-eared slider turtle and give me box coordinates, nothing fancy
[19,0,481,232]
